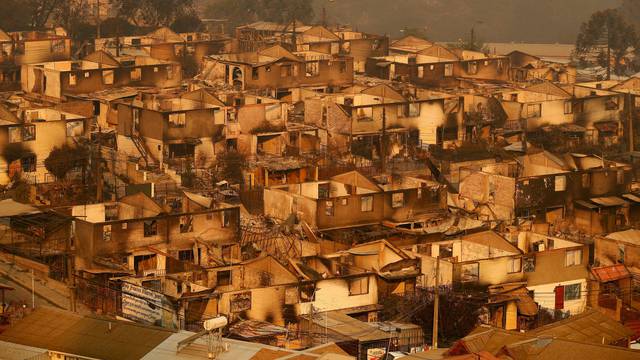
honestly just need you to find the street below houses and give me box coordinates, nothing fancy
[0,274,51,308]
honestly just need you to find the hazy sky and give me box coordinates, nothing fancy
[316,0,622,43]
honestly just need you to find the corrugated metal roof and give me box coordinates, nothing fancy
[461,231,521,255]
[622,193,640,203]
[229,320,288,339]
[0,307,173,360]
[529,309,634,345]
[605,229,640,245]
[590,196,627,207]
[307,311,390,342]
[575,200,599,209]
[0,199,40,217]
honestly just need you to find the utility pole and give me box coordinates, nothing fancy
[322,6,327,27]
[31,269,35,309]
[470,27,475,50]
[95,127,104,202]
[607,40,611,80]
[292,19,297,51]
[381,104,387,172]
[96,0,102,39]
[628,92,634,152]
[432,256,440,350]
[115,20,121,57]
[605,26,611,81]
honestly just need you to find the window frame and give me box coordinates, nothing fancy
[444,63,453,77]
[130,67,142,81]
[526,103,542,118]
[360,195,374,212]
[179,215,193,233]
[143,220,158,237]
[178,249,194,262]
[22,125,36,141]
[507,257,522,273]
[21,154,36,173]
[564,100,573,114]
[216,270,232,286]
[348,276,369,296]
[168,112,187,128]
[564,283,581,301]
[102,70,115,85]
[391,192,404,208]
[467,61,478,75]
[554,175,566,192]
[325,200,334,216]
[564,248,583,267]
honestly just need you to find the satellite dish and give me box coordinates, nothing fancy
[203,316,228,331]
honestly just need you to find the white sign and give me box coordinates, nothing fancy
[121,282,177,329]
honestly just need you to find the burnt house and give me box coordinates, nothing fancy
[21,50,181,101]
[71,192,240,276]
[303,84,462,157]
[235,22,388,74]
[487,282,538,331]
[115,89,225,170]
[0,105,91,185]
[0,200,73,281]
[595,229,640,281]
[235,21,307,52]
[507,50,576,84]
[264,170,445,230]
[296,26,390,74]
[0,27,71,91]
[455,150,634,228]
[488,81,625,150]
[198,45,353,96]
[367,40,510,88]
[440,230,589,315]
[588,264,634,322]
[95,27,231,68]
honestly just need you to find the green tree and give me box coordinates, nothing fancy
[575,9,637,78]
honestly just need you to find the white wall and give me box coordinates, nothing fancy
[528,279,587,315]
[296,275,378,315]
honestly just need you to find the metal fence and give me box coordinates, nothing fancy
[75,276,120,316]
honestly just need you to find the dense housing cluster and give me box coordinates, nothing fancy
[0,17,639,360]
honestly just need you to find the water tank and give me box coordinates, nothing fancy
[203,316,228,331]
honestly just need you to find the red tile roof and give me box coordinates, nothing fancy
[591,264,630,282]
